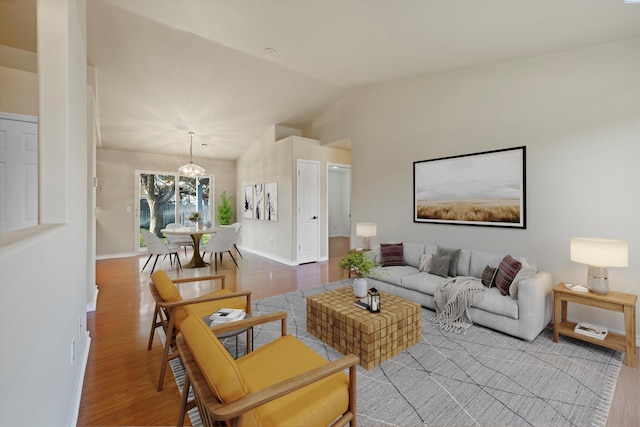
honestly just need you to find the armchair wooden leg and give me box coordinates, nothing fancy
[177,373,191,427]
[147,305,161,351]
[157,316,177,391]
[228,252,238,269]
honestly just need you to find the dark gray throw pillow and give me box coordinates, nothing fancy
[436,246,461,277]
[481,265,497,287]
[429,254,451,278]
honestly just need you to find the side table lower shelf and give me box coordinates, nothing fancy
[553,283,637,367]
[556,320,629,353]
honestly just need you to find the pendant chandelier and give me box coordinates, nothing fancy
[178,131,205,178]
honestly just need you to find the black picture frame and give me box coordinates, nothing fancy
[413,146,526,228]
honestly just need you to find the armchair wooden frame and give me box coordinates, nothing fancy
[148,275,252,391]
[176,311,358,427]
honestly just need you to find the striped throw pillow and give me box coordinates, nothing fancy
[495,255,522,296]
[380,243,404,267]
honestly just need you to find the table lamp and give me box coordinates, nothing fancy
[570,237,628,294]
[356,222,377,251]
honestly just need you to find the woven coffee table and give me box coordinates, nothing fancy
[306,285,421,369]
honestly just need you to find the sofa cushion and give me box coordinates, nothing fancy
[436,246,461,276]
[471,287,519,319]
[424,243,437,255]
[495,255,522,296]
[401,271,448,295]
[457,249,472,277]
[380,243,404,267]
[469,250,505,278]
[481,266,497,287]
[372,265,418,286]
[403,242,425,268]
[509,258,537,300]
[429,254,451,277]
[419,254,432,272]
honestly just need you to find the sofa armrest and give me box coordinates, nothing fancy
[517,271,553,341]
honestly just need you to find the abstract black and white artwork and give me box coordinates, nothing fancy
[265,182,278,221]
[254,184,264,220]
[243,185,253,219]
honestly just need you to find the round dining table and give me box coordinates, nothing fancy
[160,226,220,268]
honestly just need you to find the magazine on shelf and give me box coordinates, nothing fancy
[564,283,589,293]
[209,308,246,324]
[574,322,607,340]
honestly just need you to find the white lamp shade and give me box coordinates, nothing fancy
[356,222,377,237]
[570,238,628,267]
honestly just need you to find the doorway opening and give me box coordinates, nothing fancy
[327,163,351,259]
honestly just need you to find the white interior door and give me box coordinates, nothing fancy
[297,159,319,264]
[0,114,38,235]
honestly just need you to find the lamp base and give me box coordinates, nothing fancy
[587,265,609,294]
[362,237,371,251]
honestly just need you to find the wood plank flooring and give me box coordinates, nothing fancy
[77,237,638,426]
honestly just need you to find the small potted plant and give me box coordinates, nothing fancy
[338,251,378,297]
[187,211,203,229]
[217,191,233,226]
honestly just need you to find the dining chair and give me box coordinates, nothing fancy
[148,270,252,391]
[230,222,243,259]
[165,222,194,258]
[201,227,238,271]
[140,228,182,273]
[176,312,358,427]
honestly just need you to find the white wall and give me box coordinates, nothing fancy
[310,38,640,338]
[236,126,351,264]
[96,148,236,257]
[0,1,89,426]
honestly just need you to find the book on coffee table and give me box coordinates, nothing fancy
[574,322,607,340]
[209,308,246,324]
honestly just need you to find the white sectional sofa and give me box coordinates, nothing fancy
[366,242,553,341]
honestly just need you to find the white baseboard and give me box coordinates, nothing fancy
[239,246,328,266]
[96,251,139,260]
[86,288,98,312]
[69,332,91,427]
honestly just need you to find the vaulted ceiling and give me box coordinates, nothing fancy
[2,0,640,160]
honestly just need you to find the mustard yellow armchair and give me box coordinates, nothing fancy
[148,270,252,391]
[176,312,358,427]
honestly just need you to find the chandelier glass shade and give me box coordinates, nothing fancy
[178,131,205,178]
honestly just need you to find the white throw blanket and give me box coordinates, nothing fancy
[431,276,485,333]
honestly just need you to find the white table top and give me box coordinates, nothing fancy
[160,226,220,235]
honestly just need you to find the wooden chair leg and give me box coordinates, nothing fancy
[147,304,161,351]
[157,316,176,391]
[177,373,191,427]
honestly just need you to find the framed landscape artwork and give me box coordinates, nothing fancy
[413,146,526,228]
[243,185,253,219]
[265,182,278,221]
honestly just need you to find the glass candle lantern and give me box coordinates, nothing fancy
[368,287,380,313]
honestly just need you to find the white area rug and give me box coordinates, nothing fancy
[172,280,622,427]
